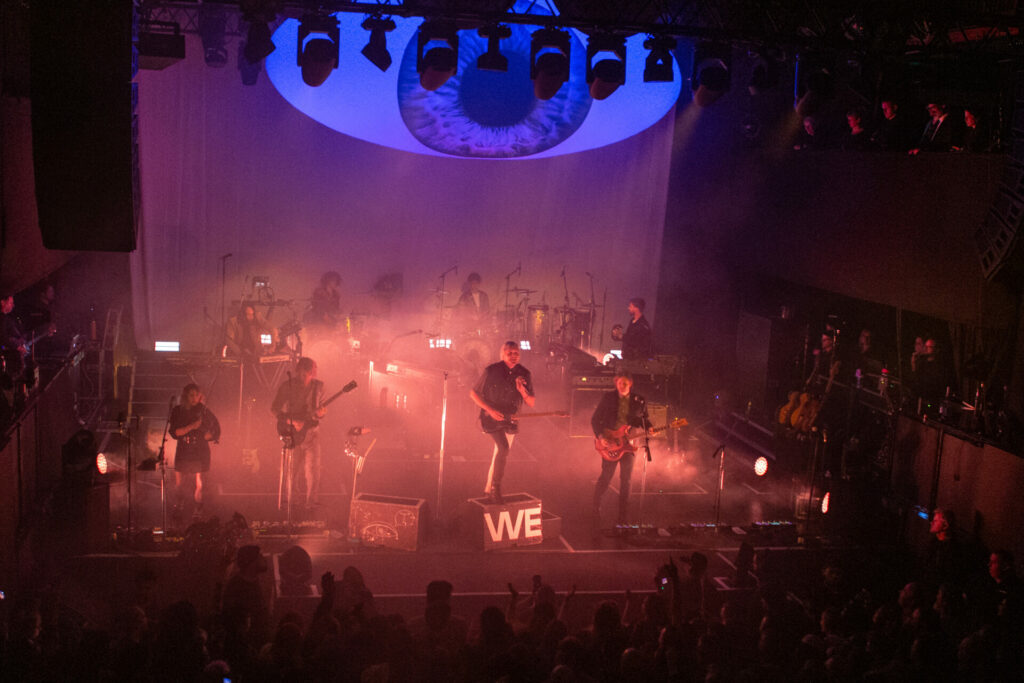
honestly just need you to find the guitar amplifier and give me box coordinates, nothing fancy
[348,493,427,551]
[571,372,615,388]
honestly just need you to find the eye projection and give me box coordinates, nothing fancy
[265,9,681,159]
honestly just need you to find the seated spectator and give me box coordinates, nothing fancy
[842,108,873,150]
[872,99,914,151]
[909,102,956,154]
[954,107,990,153]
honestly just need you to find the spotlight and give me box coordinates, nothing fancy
[238,41,262,86]
[821,491,830,515]
[297,14,340,87]
[748,54,779,95]
[691,42,731,107]
[198,4,229,67]
[643,35,676,82]
[530,28,570,100]
[586,34,626,100]
[361,16,396,72]
[96,452,109,475]
[416,20,459,91]
[240,0,280,63]
[137,21,186,71]
[754,456,768,477]
[477,24,511,72]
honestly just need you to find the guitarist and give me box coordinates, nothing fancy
[470,341,535,504]
[271,357,326,513]
[591,370,649,526]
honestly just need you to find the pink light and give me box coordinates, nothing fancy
[754,456,768,477]
[821,491,830,515]
[96,453,109,475]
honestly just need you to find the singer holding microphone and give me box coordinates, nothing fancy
[170,383,221,520]
[591,370,650,527]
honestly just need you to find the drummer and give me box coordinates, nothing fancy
[457,272,491,335]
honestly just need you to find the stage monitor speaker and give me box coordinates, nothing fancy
[569,386,606,437]
[348,493,426,551]
[30,1,139,251]
[465,493,544,550]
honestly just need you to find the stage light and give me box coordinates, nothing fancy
[240,0,281,64]
[530,28,570,100]
[519,340,531,351]
[477,24,511,72]
[821,491,830,514]
[96,452,109,475]
[238,41,262,86]
[260,334,273,346]
[360,16,396,72]
[297,14,340,87]
[586,34,626,100]
[154,341,180,352]
[754,456,768,477]
[416,20,459,91]
[748,54,779,95]
[137,21,186,71]
[198,3,229,67]
[691,43,731,107]
[643,36,676,82]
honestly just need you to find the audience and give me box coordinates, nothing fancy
[1,524,1021,682]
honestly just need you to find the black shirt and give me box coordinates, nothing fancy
[473,361,533,419]
[622,316,653,360]
[591,390,648,437]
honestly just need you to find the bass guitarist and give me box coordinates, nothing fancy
[470,341,535,504]
[591,370,649,526]
[271,357,326,513]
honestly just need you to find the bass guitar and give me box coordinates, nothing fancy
[277,379,357,447]
[595,417,689,462]
[480,410,569,434]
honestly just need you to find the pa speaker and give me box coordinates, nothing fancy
[30,0,139,251]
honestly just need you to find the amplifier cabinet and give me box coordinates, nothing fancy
[569,387,607,437]
[349,493,427,551]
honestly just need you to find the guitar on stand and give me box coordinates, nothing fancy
[595,417,689,461]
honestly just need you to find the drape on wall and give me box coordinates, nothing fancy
[131,36,675,353]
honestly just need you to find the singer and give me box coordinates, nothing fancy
[590,370,649,527]
[169,383,221,521]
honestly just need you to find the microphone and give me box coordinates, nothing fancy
[560,266,565,277]
[221,253,233,259]
[585,272,593,278]
[516,262,522,275]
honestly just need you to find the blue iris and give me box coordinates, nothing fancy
[397,24,591,158]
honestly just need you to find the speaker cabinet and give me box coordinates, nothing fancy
[569,387,606,437]
[31,1,139,251]
[348,493,426,551]
[735,313,802,420]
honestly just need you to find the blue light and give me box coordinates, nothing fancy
[265,12,682,159]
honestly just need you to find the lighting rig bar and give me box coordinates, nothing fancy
[137,0,1024,57]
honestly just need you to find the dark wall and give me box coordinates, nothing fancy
[656,99,1016,410]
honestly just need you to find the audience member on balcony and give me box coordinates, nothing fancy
[954,107,990,153]
[793,115,825,150]
[872,99,914,151]
[910,337,952,410]
[842,108,873,150]
[909,102,956,154]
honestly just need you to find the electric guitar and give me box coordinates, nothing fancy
[480,410,569,434]
[595,417,689,462]
[277,380,357,447]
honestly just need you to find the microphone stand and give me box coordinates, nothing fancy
[711,445,726,533]
[438,265,458,334]
[503,262,520,338]
[637,401,654,528]
[219,253,232,355]
[157,398,173,534]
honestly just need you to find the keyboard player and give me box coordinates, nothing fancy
[226,303,277,360]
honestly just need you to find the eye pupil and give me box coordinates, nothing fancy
[459,54,535,127]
